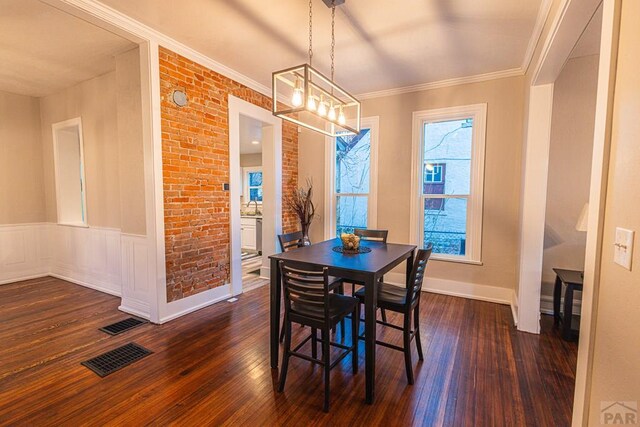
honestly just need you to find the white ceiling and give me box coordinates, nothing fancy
[239,115,263,155]
[570,4,602,59]
[98,0,545,96]
[0,0,135,97]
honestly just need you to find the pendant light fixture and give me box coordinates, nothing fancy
[272,0,361,137]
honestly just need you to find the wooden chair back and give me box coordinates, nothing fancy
[406,245,433,308]
[278,231,305,252]
[280,261,330,324]
[353,228,388,243]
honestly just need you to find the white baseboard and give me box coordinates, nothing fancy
[511,290,519,326]
[49,272,121,297]
[260,265,270,280]
[540,294,581,315]
[0,273,49,286]
[119,301,152,319]
[385,272,513,305]
[159,284,231,323]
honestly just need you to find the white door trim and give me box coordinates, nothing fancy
[228,96,282,296]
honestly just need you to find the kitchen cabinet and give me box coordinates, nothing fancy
[241,217,258,251]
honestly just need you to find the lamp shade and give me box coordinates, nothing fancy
[576,202,589,232]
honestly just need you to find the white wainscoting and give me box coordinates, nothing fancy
[0,223,152,320]
[0,223,50,285]
[50,225,122,296]
[119,233,152,318]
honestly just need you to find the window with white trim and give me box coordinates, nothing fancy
[325,117,378,238]
[411,105,486,263]
[242,167,263,203]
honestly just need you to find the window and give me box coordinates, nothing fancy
[52,117,87,226]
[325,117,378,238]
[243,167,263,202]
[411,105,486,263]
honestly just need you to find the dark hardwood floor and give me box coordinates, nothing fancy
[0,277,577,426]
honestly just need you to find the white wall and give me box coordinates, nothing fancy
[541,55,599,305]
[0,91,45,224]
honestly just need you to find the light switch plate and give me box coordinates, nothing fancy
[614,227,634,270]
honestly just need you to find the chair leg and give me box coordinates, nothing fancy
[322,328,331,412]
[351,305,359,375]
[279,312,286,343]
[381,309,387,322]
[278,321,292,392]
[311,327,318,359]
[403,312,414,385]
[414,305,424,361]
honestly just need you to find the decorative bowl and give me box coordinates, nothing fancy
[340,233,361,252]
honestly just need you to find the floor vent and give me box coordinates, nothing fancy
[81,343,152,377]
[100,317,147,336]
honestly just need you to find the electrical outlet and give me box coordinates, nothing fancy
[614,227,634,271]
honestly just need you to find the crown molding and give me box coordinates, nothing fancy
[522,0,555,73]
[41,0,272,97]
[356,67,524,100]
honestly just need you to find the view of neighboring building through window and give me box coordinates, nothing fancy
[335,128,371,235]
[419,113,481,259]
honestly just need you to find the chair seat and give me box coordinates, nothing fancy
[292,293,358,320]
[354,282,407,310]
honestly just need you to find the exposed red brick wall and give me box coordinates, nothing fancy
[159,47,298,302]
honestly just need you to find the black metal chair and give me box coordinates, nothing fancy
[278,261,359,412]
[354,245,432,385]
[277,232,345,342]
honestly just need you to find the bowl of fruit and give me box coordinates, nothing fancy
[340,233,361,253]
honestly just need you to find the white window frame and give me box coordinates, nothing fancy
[52,117,88,227]
[242,166,263,204]
[410,104,486,264]
[324,116,379,240]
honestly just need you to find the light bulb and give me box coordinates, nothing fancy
[328,104,336,121]
[338,106,346,125]
[291,78,303,107]
[291,89,303,107]
[307,95,316,111]
[317,96,327,117]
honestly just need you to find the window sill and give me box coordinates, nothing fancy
[430,255,482,266]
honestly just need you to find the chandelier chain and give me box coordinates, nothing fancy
[331,0,335,81]
[308,0,313,66]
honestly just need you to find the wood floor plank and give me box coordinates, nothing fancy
[0,277,578,426]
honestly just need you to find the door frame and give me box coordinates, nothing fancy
[228,95,282,296]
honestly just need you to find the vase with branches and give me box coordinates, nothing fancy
[286,179,316,246]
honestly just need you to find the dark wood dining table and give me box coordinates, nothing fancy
[269,238,416,404]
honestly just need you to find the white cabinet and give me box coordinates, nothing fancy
[241,217,257,251]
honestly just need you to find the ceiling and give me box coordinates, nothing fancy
[240,115,263,155]
[0,0,135,97]
[98,0,545,96]
[569,4,602,59]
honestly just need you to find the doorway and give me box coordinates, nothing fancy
[228,96,283,296]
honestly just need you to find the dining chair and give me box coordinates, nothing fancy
[278,261,359,412]
[351,228,389,321]
[277,232,346,342]
[277,231,304,253]
[354,245,432,385]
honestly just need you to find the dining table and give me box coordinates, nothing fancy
[269,237,417,404]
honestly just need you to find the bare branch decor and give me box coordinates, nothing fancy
[286,178,316,245]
